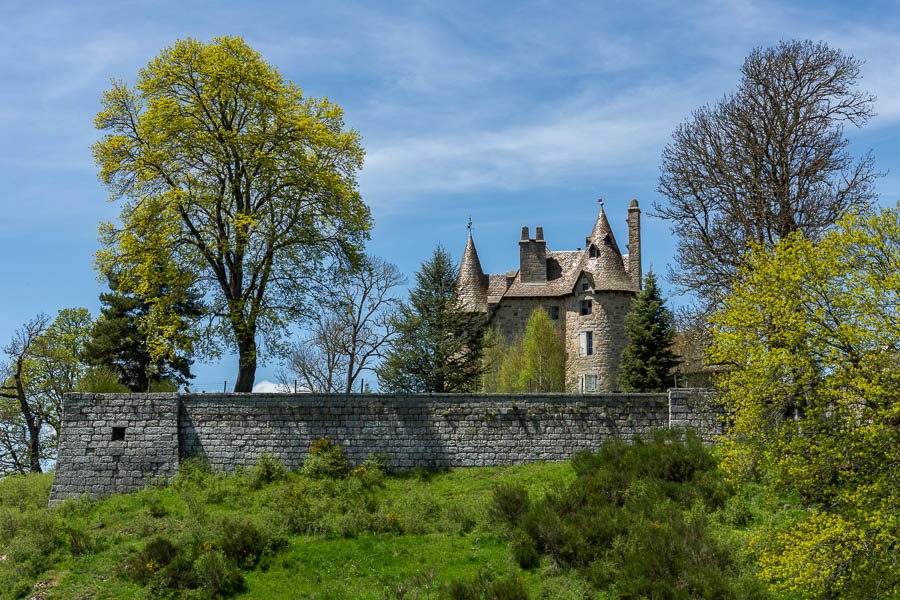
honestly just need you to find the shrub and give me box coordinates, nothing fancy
[174,457,214,490]
[301,437,349,479]
[489,483,530,526]
[511,531,539,570]
[507,432,749,599]
[365,450,393,474]
[248,452,287,490]
[193,549,244,598]
[218,516,267,568]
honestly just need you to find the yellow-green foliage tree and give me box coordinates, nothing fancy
[709,207,900,598]
[93,36,370,392]
[483,309,565,393]
[519,308,565,392]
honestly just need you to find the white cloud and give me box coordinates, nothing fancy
[252,380,286,393]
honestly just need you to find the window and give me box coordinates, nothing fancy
[589,245,598,258]
[603,234,613,248]
[579,331,593,356]
[549,306,559,320]
[112,427,126,441]
[582,374,598,393]
[581,283,590,291]
[580,300,592,315]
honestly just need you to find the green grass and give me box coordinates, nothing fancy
[0,437,799,600]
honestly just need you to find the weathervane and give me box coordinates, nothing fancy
[597,197,603,206]
[467,216,472,233]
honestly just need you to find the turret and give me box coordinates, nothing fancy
[626,198,641,289]
[584,199,633,291]
[458,226,488,310]
[519,225,547,283]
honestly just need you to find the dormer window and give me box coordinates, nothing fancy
[589,245,598,258]
[603,234,613,248]
[581,283,590,292]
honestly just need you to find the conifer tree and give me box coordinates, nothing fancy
[376,245,486,392]
[83,277,201,391]
[617,271,679,392]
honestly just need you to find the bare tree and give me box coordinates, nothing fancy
[280,257,405,393]
[655,40,881,309]
[1,315,50,473]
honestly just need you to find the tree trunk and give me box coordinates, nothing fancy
[14,359,42,473]
[233,334,257,392]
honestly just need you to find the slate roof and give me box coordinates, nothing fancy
[457,203,639,308]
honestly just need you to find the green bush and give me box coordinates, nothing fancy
[247,452,287,490]
[218,516,267,568]
[301,437,349,479]
[174,457,214,491]
[193,549,244,598]
[489,482,530,526]
[364,450,393,474]
[508,430,755,599]
[510,531,539,570]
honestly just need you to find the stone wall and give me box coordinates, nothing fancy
[50,393,179,501]
[49,390,723,503]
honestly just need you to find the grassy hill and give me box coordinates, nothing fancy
[0,431,800,599]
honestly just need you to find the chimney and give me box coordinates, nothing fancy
[519,225,547,283]
[627,199,641,289]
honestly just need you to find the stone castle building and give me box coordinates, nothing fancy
[457,199,641,392]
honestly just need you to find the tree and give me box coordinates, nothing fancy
[93,36,371,392]
[0,309,93,473]
[376,246,486,393]
[617,271,679,392]
[279,257,405,393]
[518,308,565,392]
[655,40,880,309]
[83,276,201,391]
[709,207,900,598]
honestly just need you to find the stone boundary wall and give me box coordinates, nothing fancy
[50,390,722,502]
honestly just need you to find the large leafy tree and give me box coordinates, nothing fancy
[1,309,93,473]
[617,271,679,392]
[83,276,201,391]
[655,40,880,309]
[93,36,371,392]
[709,207,900,598]
[376,246,486,393]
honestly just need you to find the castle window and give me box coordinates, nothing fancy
[111,427,126,441]
[582,374,598,393]
[549,306,559,320]
[604,234,613,248]
[589,245,598,258]
[581,283,590,292]
[580,300,592,315]
[579,331,593,356]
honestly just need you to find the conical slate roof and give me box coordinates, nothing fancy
[457,231,488,310]
[583,204,635,291]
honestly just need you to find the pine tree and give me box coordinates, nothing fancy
[376,245,487,392]
[83,277,201,391]
[617,271,679,392]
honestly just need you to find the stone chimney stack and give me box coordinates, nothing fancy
[627,199,641,289]
[519,225,547,283]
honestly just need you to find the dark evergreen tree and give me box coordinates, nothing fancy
[617,271,680,392]
[376,245,487,392]
[83,277,201,391]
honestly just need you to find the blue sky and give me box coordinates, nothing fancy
[2,0,899,391]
